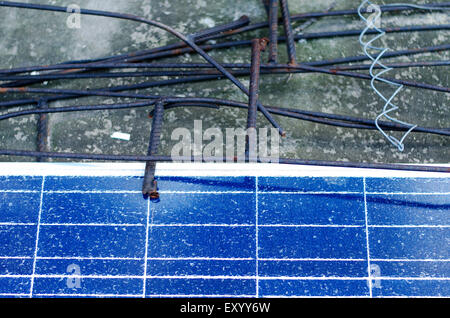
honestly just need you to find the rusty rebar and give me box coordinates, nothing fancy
[279,0,297,65]
[142,100,164,200]
[246,39,265,160]
[268,0,279,63]
[247,39,266,131]
[36,99,49,162]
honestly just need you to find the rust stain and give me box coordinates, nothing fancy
[61,68,81,74]
[259,37,270,51]
[172,48,183,55]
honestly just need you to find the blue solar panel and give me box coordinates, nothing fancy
[0,166,448,298]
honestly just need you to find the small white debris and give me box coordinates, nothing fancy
[111,132,131,141]
[199,17,215,28]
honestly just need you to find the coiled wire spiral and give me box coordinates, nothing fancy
[357,0,449,151]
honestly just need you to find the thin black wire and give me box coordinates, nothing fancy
[0,150,448,173]
[2,44,449,75]
[1,98,448,137]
